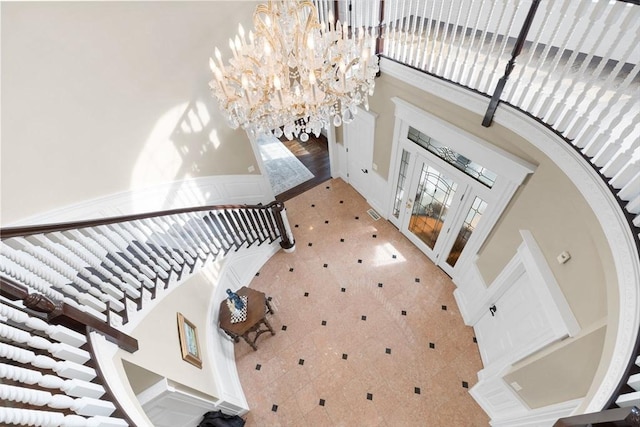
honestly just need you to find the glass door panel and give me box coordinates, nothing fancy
[445,196,488,267]
[408,164,458,250]
[391,149,411,220]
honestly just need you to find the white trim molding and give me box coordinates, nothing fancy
[8,174,274,227]
[381,57,640,413]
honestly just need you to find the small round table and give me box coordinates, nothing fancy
[218,286,275,351]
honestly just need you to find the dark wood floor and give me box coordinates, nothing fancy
[275,134,331,202]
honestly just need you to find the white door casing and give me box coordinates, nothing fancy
[344,107,377,200]
[387,98,535,276]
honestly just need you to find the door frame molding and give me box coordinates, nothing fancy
[387,97,536,276]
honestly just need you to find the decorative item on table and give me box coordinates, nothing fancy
[226,289,248,323]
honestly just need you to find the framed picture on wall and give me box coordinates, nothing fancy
[177,313,202,369]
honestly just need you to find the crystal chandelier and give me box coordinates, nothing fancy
[208,0,379,141]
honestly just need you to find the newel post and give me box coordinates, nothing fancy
[272,202,296,252]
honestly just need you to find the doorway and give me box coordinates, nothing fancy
[387,98,535,278]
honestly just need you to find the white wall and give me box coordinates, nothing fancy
[1,2,262,224]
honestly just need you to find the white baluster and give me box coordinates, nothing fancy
[601,126,640,179]
[142,217,186,267]
[548,3,634,130]
[531,1,607,119]
[0,407,65,427]
[523,0,589,114]
[504,0,564,107]
[464,0,500,89]
[419,1,437,70]
[446,0,472,81]
[0,363,105,399]
[120,221,171,278]
[583,100,638,159]
[0,302,86,347]
[434,0,455,77]
[104,224,158,280]
[610,160,640,190]
[0,342,96,381]
[0,323,90,364]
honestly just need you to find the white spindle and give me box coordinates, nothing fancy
[0,302,86,347]
[434,0,455,77]
[504,0,562,106]
[618,171,640,203]
[464,0,501,89]
[610,160,640,190]
[0,323,90,365]
[0,408,127,427]
[142,217,185,267]
[0,363,105,399]
[532,1,606,120]
[584,100,638,158]
[107,223,164,280]
[0,342,96,381]
[419,1,437,70]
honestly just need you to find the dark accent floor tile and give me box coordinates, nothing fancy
[255,272,260,277]
[340,238,345,242]
[323,263,328,268]
[311,204,315,207]
[429,342,435,349]
[473,337,477,343]
[401,310,407,316]
[414,387,421,394]
[281,325,287,331]
[355,216,360,220]
[295,224,299,228]
[342,353,348,360]
[255,364,262,370]
[267,296,272,301]
[442,305,447,310]
[378,283,383,288]
[326,186,330,189]
[299,359,305,366]
[304,292,309,297]
[289,268,294,272]
[361,315,367,321]
[272,404,278,412]
[308,242,313,247]
[392,254,397,259]
[321,320,327,326]
[385,348,391,354]
[341,287,346,292]
[462,381,469,389]
[372,234,377,238]
[366,393,373,400]
[415,278,420,283]
[319,399,326,406]
[340,200,344,204]
[357,259,362,264]
[324,220,329,224]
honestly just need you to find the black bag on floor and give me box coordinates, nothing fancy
[197,410,245,427]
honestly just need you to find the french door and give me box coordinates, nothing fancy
[391,150,490,276]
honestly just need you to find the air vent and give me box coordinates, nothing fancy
[367,209,381,221]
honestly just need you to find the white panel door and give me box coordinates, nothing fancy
[474,272,554,369]
[344,109,375,199]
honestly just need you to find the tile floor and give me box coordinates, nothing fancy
[235,178,489,426]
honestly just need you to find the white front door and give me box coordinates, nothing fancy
[391,148,491,276]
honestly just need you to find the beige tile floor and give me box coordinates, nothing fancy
[235,178,489,426]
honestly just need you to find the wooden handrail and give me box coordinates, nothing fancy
[0,201,282,238]
[1,277,138,353]
[553,406,640,426]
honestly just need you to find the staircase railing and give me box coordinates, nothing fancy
[319,0,640,419]
[0,201,295,425]
[0,280,136,426]
[1,201,295,330]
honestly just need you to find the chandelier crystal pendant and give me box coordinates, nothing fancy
[208,0,379,141]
